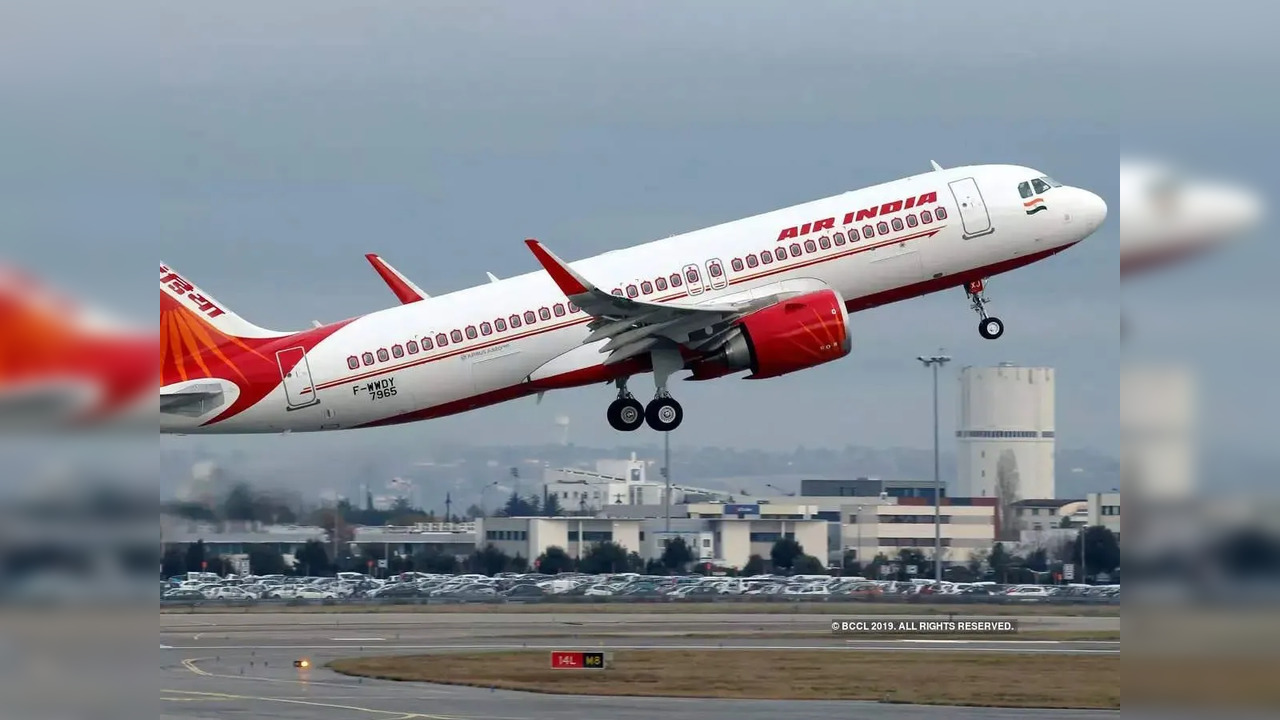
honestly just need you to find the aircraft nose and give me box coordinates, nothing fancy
[1076,188,1108,234]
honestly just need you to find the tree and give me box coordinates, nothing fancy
[865,552,891,580]
[743,554,766,576]
[643,558,665,575]
[536,546,574,574]
[579,541,629,574]
[994,450,1022,541]
[510,554,529,573]
[793,555,827,574]
[770,537,803,572]
[543,493,563,516]
[896,548,927,580]
[989,542,1012,583]
[1064,526,1121,578]
[1024,548,1049,573]
[626,551,645,573]
[500,491,537,517]
[840,550,861,577]
[295,540,331,576]
[468,544,511,575]
[184,540,206,573]
[660,537,694,573]
[161,547,187,578]
[464,504,484,520]
[413,549,459,574]
[248,546,287,576]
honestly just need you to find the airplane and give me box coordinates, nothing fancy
[1,264,157,431]
[160,162,1107,435]
[1119,158,1263,276]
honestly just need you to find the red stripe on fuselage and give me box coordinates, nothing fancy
[354,242,1076,429]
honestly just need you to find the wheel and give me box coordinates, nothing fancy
[645,396,683,432]
[607,397,645,431]
[978,316,1004,340]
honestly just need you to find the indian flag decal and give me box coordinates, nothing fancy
[1024,197,1047,215]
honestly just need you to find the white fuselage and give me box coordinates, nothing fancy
[161,163,1106,434]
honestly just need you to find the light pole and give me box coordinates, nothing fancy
[917,350,951,584]
[855,504,864,572]
[663,431,671,534]
[480,480,500,517]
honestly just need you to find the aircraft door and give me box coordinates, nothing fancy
[948,177,995,239]
[276,347,321,410]
[705,258,728,290]
[681,264,704,296]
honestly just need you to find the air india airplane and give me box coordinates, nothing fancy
[160,162,1107,435]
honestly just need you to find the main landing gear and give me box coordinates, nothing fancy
[966,278,1005,340]
[605,348,685,432]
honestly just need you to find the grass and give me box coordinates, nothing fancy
[160,601,1119,617]
[328,649,1120,709]
[497,629,1119,642]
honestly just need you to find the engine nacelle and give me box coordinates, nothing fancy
[696,288,851,380]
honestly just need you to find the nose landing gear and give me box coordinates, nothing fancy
[966,279,1004,340]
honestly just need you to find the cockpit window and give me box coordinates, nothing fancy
[1031,178,1052,195]
[1041,176,1063,188]
[1018,181,1033,199]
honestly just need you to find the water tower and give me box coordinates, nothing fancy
[554,415,570,446]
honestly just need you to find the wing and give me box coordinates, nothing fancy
[524,239,789,366]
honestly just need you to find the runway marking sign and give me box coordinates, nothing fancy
[550,651,606,669]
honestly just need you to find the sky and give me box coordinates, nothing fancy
[2,1,1275,467]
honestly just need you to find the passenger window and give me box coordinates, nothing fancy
[347,356,360,370]
[789,242,801,256]
[761,250,773,264]
[464,326,476,339]
[553,303,565,317]
[655,277,668,291]
[495,318,507,332]
[877,221,889,235]
[626,284,638,298]
[362,352,375,366]
[670,273,682,287]
[1018,181,1033,199]
[480,321,493,335]
[567,302,578,313]
[509,314,521,328]
[818,237,830,250]
[746,254,759,268]
[685,268,699,283]
[936,206,948,220]
[836,231,849,245]
[862,224,875,237]
[709,262,723,278]
[775,246,787,260]
[436,333,449,346]
[377,348,390,362]
[612,288,623,296]
[804,239,817,253]
[641,280,653,293]
[891,218,904,231]
[906,214,918,228]
[524,310,537,324]
[407,340,420,354]
[1031,178,1052,194]
[539,307,551,320]
[920,210,933,223]
[451,330,463,343]
[421,336,434,350]
[392,344,405,358]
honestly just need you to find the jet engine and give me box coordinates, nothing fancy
[689,288,851,380]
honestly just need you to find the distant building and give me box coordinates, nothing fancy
[842,497,997,566]
[542,452,677,512]
[1009,498,1086,534]
[800,477,943,502]
[1087,492,1121,539]
[352,522,477,559]
[956,364,1056,501]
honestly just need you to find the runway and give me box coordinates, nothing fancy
[161,612,1119,719]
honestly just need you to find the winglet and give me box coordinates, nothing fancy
[365,253,428,304]
[930,160,944,172]
[524,239,591,296]
[485,272,500,283]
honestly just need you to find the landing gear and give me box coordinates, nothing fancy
[645,396,683,432]
[606,378,645,432]
[605,348,686,432]
[966,279,1004,340]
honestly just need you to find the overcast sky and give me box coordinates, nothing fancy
[2,1,1274,467]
